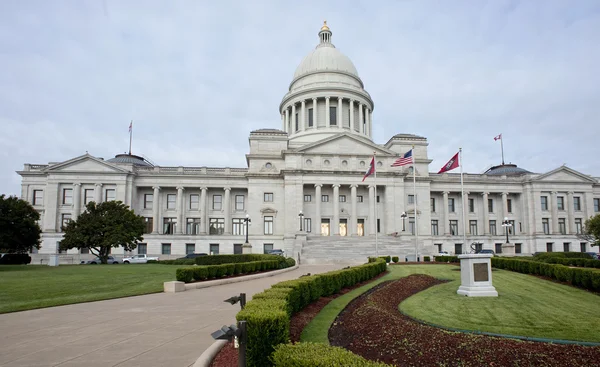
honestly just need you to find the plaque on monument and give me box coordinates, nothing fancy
[473,263,489,282]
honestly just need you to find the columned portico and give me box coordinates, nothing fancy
[350,184,358,235]
[368,184,376,235]
[152,186,160,234]
[332,184,340,235]
[567,191,575,234]
[176,186,184,234]
[482,192,489,235]
[72,183,81,220]
[224,187,231,234]
[94,183,103,203]
[315,184,322,235]
[200,187,207,234]
[551,191,559,234]
[443,191,450,235]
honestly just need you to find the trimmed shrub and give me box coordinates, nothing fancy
[392,256,399,263]
[195,254,279,265]
[434,255,459,263]
[0,254,31,265]
[271,342,391,367]
[175,268,193,282]
[285,257,296,268]
[424,256,431,262]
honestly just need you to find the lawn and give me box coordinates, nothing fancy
[303,264,600,343]
[0,264,186,313]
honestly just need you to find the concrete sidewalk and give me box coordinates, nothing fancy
[0,264,343,367]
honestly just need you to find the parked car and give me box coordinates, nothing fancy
[81,256,119,264]
[585,252,599,260]
[477,249,496,256]
[176,253,208,260]
[122,254,159,264]
[267,249,285,256]
[433,251,450,257]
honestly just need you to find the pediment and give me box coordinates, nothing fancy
[44,154,129,173]
[295,133,395,157]
[260,207,278,215]
[532,166,596,184]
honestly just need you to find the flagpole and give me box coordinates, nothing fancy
[374,151,378,258]
[129,120,133,155]
[412,145,418,262]
[500,135,505,165]
[459,147,467,253]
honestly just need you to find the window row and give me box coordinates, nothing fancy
[57,188,116,205]
[430,219,517,236]
[541,195,587,211]
[143,194,251,211]
[431,197,513,214]
[545,242,589,253]
[141,216,276,235]
[541,218,583,235]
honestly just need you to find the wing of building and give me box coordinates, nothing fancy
[18,23,600,264]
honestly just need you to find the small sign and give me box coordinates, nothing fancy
[234,335,239,349]
[473,263,489,282]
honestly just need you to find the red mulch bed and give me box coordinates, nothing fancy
[329,274,600,366]
[209,271,388,367]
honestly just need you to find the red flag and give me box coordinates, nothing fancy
[494,133,502,141]
[129,121,133,133]
[362,157,375,181]
[438,152,459,174]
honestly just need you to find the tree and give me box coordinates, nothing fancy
[579,214,600,250]
[60,201,145,264]
[0,194,41,253]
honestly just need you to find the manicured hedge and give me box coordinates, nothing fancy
[175,260,279,283]
[491,257,600,292]
[271,342,391,366]
[194,254,280,265]
[236,258,387,367]
[434,255,459,263]
[392,256,399,263]
[0,253,31,265]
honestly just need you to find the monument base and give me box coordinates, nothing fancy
[242,242,252,254]
[457,285,498,297]
[501,243,515,257]
[457,254,498,297]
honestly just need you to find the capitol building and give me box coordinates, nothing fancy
[19,23,600,263]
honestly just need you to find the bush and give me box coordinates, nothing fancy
[195,254,279,265]
[434,255,459,263]
[392,256,399,263]
[0,253,31,265]
[271,342,391,366]
[424,256,431,262]
[285,257,296,268]
[237,304,289,367]
[175,268,193,283]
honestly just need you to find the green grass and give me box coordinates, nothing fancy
[303,264,600,343]
[0,264,186,313]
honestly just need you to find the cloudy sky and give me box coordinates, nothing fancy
[1,0,599,196]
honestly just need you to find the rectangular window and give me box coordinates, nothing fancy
[507,199,512,213]
[210,244,220,255]
[430,198,436,213]
[190,194,199,210]
[547,242,553,252]
[167,194,176,210]
[264,216,274,235]
[263,243,274,254]
[431,220,439,236]
[408,195,415,205]
[321,195,329,202]
[339,195,346,202]
[304,218,312,233]
[573,197,581,211]
[209,218,225,235]
[235,195,244,211]
[357,195,363,202]
[105,189,116,202]
[488,198,494,213]
[489,220,497,236]
[32,190,43,205]
[79,247,89,254]
[329,106,337,125]
[448,198,455,213]
[468,198,475,213]
[515,243,522,254]
[377,218,381,233]
[83,189,94,205]
[186,243,195,254]
[509,220,516,235]
[455,243,463,255]
[470,220,478,235]
[213,195,222,210]
[580,242,587,252]
[144,194,153,209]
[304,195,312,202]
[295,112,299,131]
[449,220,458,236]
[542,218,550,235]
[161,243,171,255]
[495,243,503,254]
[61,213,72,232]
[595,198,600,212]
[563,242,570,252]
[233,244,243,254]
[163,218,177,234]
[232,218,246,236]
[62,188,73,205]
[144,217,153,234]
[264,193,274,202]
[308,108,314,127]
[137,243,147,255]
[377,195,380,203]
[186,218,201,235]
[557,196,565,210]
[541,196,548,211]
[357,219,365,236]
[575,218,583,234]
[558,218,566,235]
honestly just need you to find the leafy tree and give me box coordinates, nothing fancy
[579,214,600,250]
[60,201,145,264]
[0,194,41,253]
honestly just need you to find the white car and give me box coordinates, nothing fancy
[122,254,159,264]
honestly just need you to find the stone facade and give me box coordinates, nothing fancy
[17,23,600,263]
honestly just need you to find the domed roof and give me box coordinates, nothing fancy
[107,154,153,167]
[484,164,531,176]
[293,22,360,81]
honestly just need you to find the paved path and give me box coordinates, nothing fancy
[0,265,343,367]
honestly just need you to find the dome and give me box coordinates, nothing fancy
[107,154,153,167]
[484,164,531,176]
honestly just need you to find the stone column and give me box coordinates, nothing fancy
[332,184,340,235]
[502,192,509,219]
[315,184,322,235]
[325,97,330,126]
[200,187,207,234]
[584,191,594,220]
[443,191,450,235]
[482,192,489,235]
[567,191,575,234]
[152,186,160,234]
[349,99,355,132]
[551,191,559,234]
[224,187,231,234]
[176,186,184,234]
[369,184,376,235]
[337,97,343,128]
[72,183,82,220]
[285,108,289,133]
[281,113,285,131]
[350,184,358,236]
[94,183,103,203]
[366,108,371,137]
[300,100,306,131]
[312,98,318,127]
[291,104,296,132]
[358,104,364,134]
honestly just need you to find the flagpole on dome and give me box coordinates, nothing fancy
[412,145,418,262]
[128,120,133,155]
[374,151,378,258]
[500,134,505,165]
[459,147,467,253]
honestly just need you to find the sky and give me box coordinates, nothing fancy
[1,0,599,196]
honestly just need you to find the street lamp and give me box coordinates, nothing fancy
[298,211,304,231]
[211,321,247,367]
[502,217,511,244]
[243,214,251,243]
[400,212,408,232]
[224,293,247,310]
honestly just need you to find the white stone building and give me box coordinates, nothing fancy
[18,23,600,263]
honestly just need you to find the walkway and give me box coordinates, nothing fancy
[0,264,343,367]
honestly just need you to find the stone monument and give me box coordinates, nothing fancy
[457,253,498,297]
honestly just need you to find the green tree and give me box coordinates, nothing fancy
[60,201,145,264]
[580,214,600,250]
[0,194,42,253]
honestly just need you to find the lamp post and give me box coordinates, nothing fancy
[243,214,251,244]
[299,211,304,231]
[502,217,510,244]
[400,212,407,232]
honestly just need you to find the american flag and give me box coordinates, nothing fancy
[392,149,413,167]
